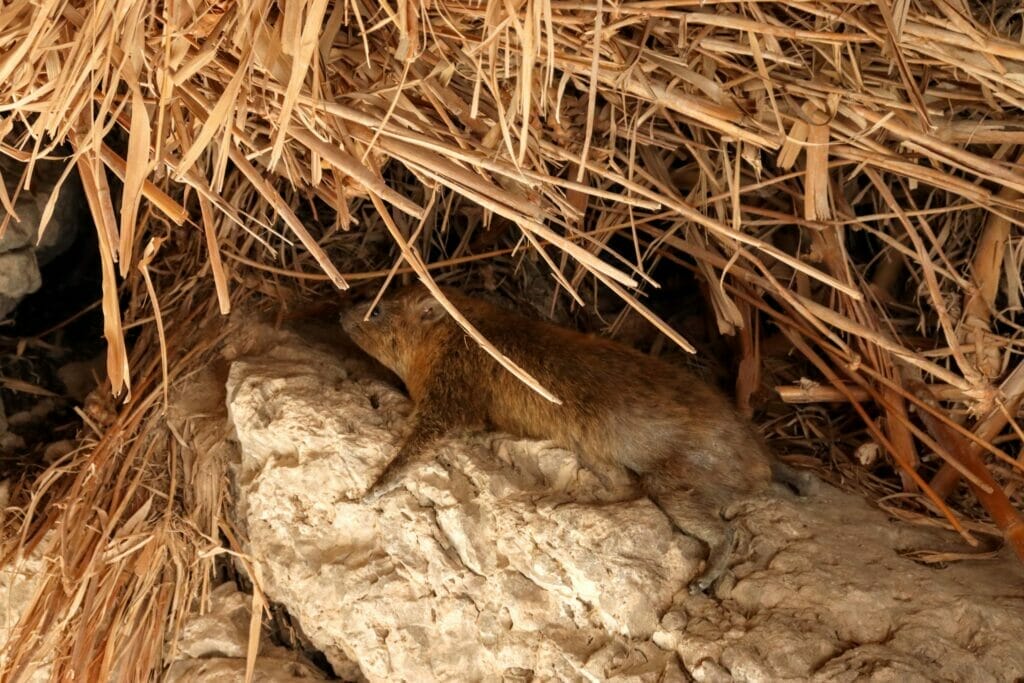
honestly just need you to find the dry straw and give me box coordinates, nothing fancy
[1,0,1023,678]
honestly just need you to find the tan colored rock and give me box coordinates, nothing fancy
[218,325,1024,682]
[0,536,52,681]
[165,582,326,682]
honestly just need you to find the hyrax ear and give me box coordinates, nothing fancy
[415,292,446,323]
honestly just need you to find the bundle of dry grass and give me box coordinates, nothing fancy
[1,0,1023,678]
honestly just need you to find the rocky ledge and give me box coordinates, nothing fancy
[179,323,1024,682]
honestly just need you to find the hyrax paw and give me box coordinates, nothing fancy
[690,573,716,595]
[362,472,404,503]
[689,565,731,595]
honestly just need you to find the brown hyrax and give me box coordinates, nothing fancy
[342,283,785,591]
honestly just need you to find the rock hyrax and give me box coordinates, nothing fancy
[342,284,778,590]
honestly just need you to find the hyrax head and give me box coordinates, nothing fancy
[341,284,449,381]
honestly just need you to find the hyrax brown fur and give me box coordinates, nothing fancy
[342,283,777,590]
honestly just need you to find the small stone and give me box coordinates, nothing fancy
[0,249,41,310]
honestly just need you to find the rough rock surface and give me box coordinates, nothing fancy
[0,528,51,682]
[165,583,326,682]
[0,249,41,318]
[0,156,84,319]
[216,324,1024,682]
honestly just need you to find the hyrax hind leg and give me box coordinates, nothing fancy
[640,477,738,593]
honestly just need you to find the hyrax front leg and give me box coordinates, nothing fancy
[364,368,483,500]
[365,410,448,500]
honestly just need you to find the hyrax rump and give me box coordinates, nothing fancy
[341,284,775,590]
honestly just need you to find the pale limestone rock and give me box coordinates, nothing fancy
[218,324,1024,682]
[165,582,326,682]
[0,538,52,681]
[225,332,693,681]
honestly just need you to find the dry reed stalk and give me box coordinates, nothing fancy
[931,363,1024,499]
[777,383,969,404]
[916,386,1024,562]
[958,152,1024,380]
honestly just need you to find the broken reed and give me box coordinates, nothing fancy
[1,0,1024,678]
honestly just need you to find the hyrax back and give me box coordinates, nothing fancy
[342,284,774,589]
